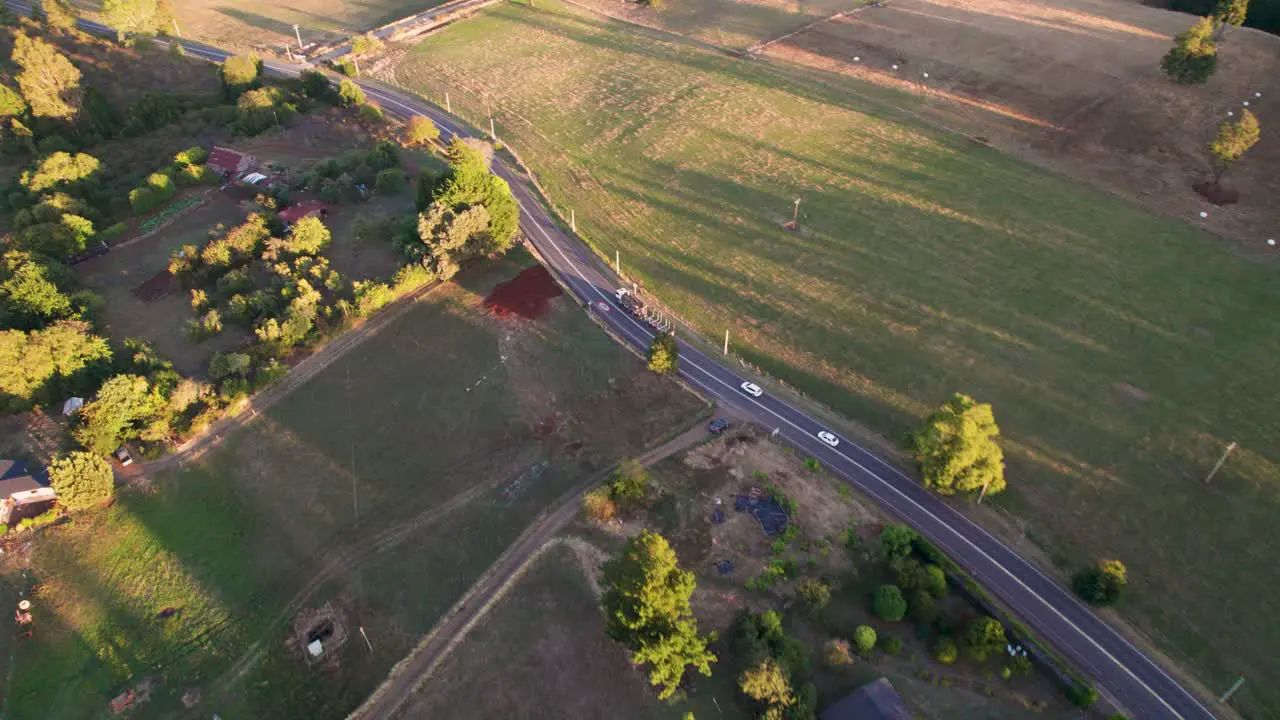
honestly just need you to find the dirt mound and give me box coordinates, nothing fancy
[484,264,563,320]
[1193,181,1240,206]
[131,271,176,302]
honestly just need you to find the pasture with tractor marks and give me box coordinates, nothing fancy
[0,252,707,719]
[377,1,1280,715]
[72,0,453,51]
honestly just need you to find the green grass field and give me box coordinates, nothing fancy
[381,3,1280,715]
[1,252,706,719]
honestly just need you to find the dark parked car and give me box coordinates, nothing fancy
[708,418,730,434]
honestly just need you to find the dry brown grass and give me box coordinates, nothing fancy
[765,0,1280,244]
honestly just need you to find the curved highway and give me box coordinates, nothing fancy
[20,6,1219,718]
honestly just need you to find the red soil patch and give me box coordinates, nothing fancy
[132,270,176,302]
[484,264,563,320]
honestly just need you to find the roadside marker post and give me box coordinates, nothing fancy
[1220,677,1245,703]
[1204,441,1238,484]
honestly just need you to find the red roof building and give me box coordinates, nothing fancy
[207,146,257,176]
[279,201,327,225]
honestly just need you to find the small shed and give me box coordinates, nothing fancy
[279,201,327,226]
[207,146,257,178]
[821,678,912,720]
[0,460,56,525]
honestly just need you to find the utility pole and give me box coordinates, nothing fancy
[445,92,452,113]
[285,45,293,62]
[293,23,304,52]
[489,116,496,140]
[352,55,361,76]
[977,475,993,504]
[172,19,181,36]
[1205,441,1238,484]
[724,328,731,354]
[570,209,576,232]
[615,250,620,275]
[792,198,801,229]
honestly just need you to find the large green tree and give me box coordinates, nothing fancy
[219,55,260,97]
[12,32,82,120]
[1160,17,1218,84]
[739,658,794,708]
[647,332,679,375]
[0,250,73,330]
[909,393,1005,497]
[1214,0,1249,29]
[42,0,77,30]
[0,83,28,119]
[103,0,159,36]
[21,151,100,192]
[601,530,716,698]
[433,138,519,253]
[73,374,164,454]
[1208,108,1260,181]
[0,320,111,411]
[47,451,114,511]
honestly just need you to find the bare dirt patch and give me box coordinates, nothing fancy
[483,264,564,319]
[131,270,177,302]
[765,0,1280,244]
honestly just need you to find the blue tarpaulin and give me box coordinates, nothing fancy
[733,494,790,536]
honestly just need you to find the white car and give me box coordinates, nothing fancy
[740,381,763,397]
[817,431,839,448]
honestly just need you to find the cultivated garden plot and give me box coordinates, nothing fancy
[0,254,707,719]
[377,2,1280,714]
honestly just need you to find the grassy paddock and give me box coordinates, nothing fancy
[381,3,1280,714]
[3,252,705,719]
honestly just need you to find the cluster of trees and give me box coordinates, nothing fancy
[733,610,818,719]
[600,530,717,699]
[169,211,350,363]
[301,141,400,203]
[101,0,178,38]
[395,139,519,282]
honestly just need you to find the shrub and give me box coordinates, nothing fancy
[299,70,335,103]
[1073,559,1127,607]
[933,637,958,664]
[608,459,649,505]
[174,146,209,166]
[795,578,831,613]
[47,452,114,511]
[334,56,357,76]
[583,487,617,523]
[872,584,907,621]
[405,115,440,146]
[1066,683,1099,709]
[375,168,405,195]
[351,33,383,56]
[185,309,223,341]
[962,617,1006,661]
[881,635,902,656]
[352,280,395,317]
[853,625,877,655]
[823,638,853,667]
[907,589,938,624]
[99,222,127,241]
[358,102,384,125]
[129,173,177,214]
[879,524,920,561]
[338,79,365,107]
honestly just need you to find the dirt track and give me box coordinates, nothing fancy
[349,421,718,720]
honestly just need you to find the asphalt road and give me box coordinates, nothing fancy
[22,8,1220,718]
